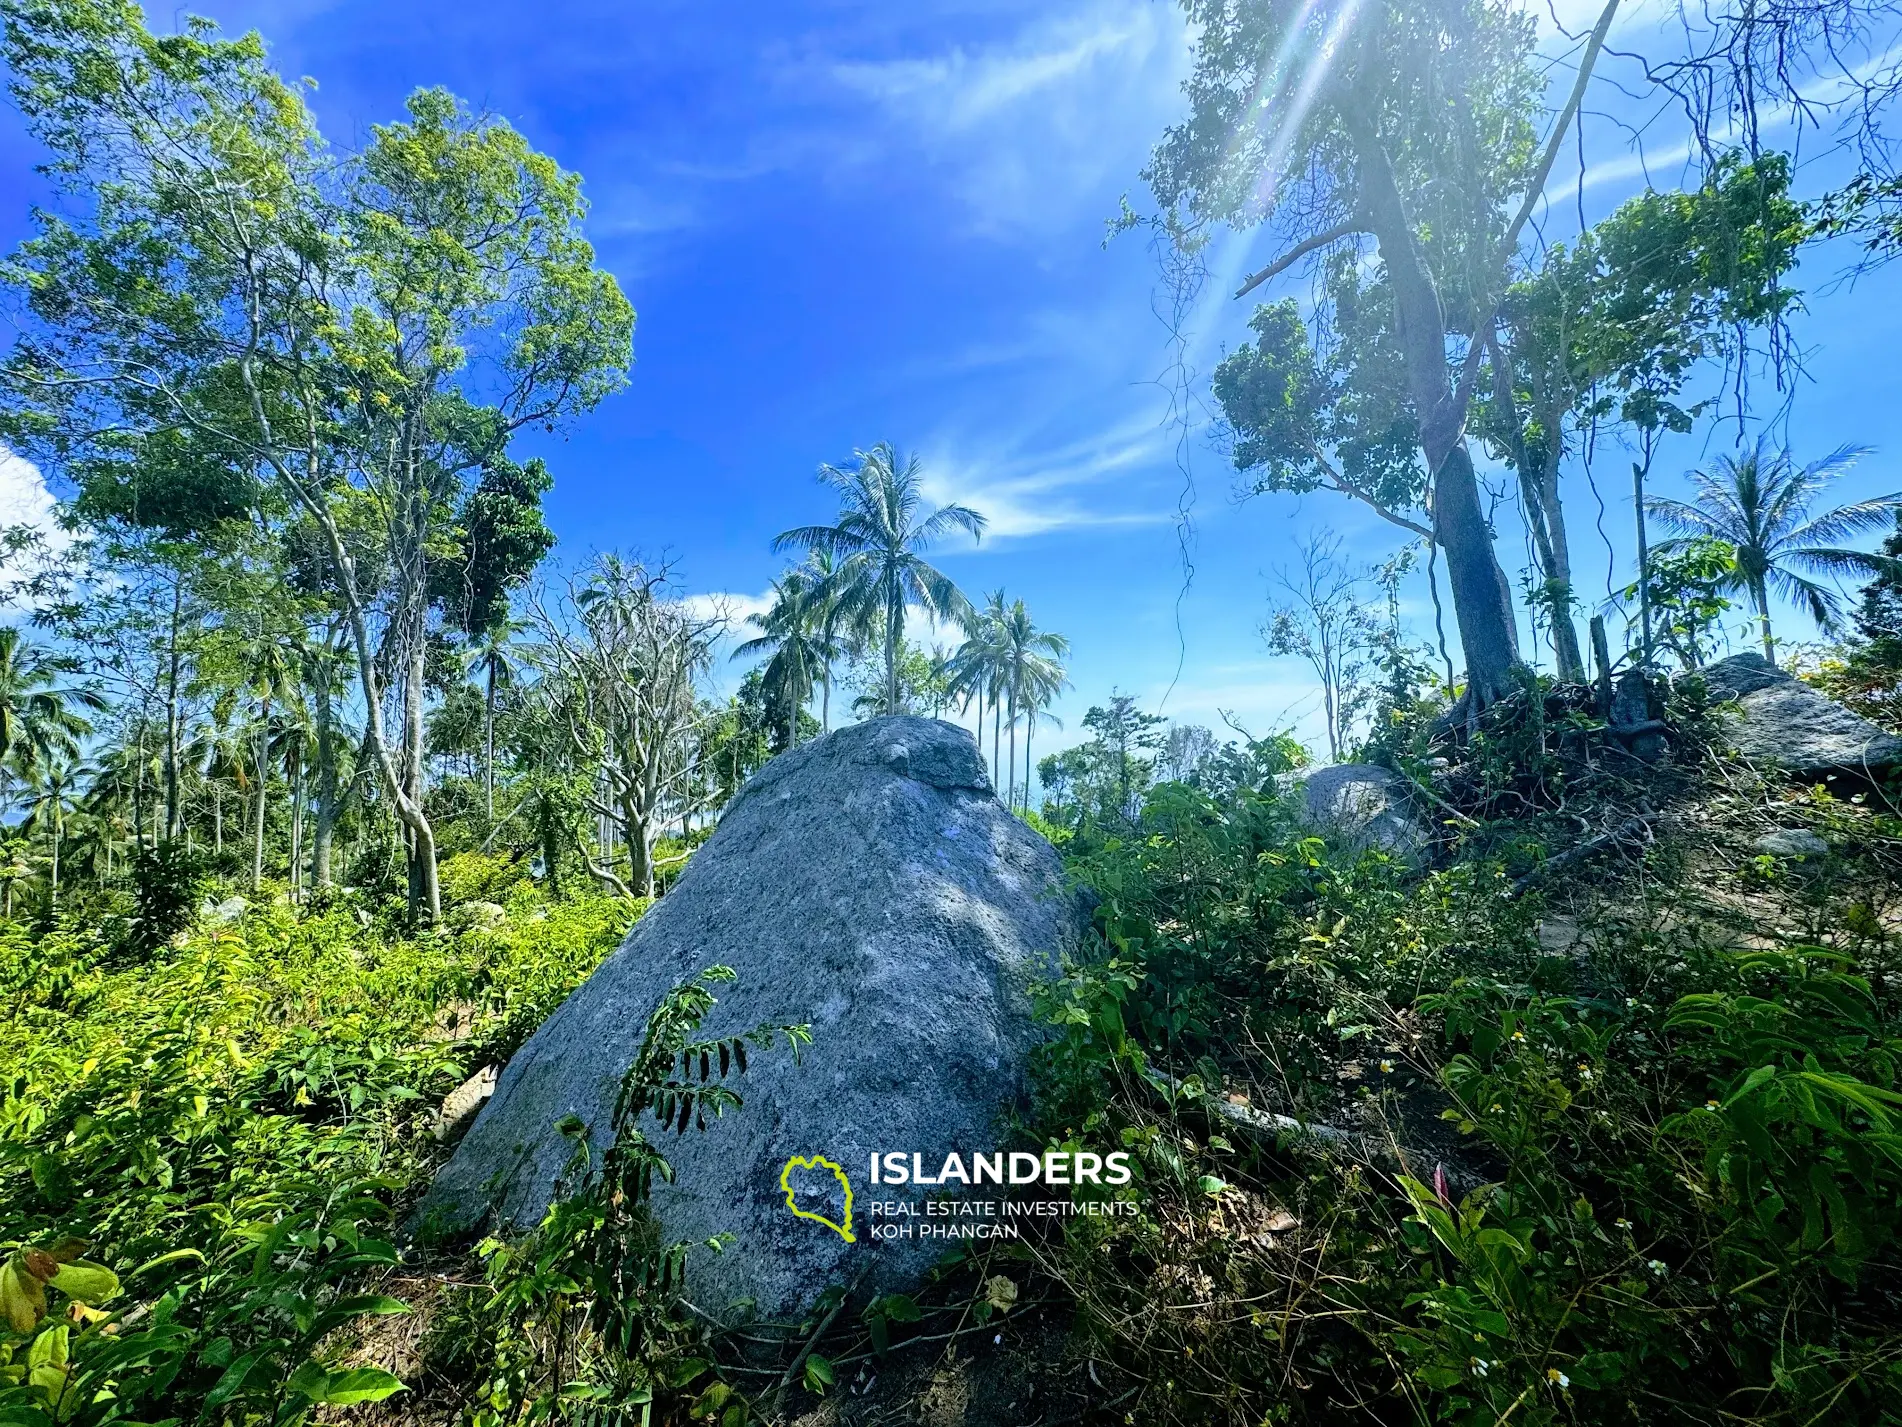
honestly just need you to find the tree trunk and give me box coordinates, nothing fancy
[1756,580,1776,665]
[1345,111,1521,707]
[484,655,497,823]
[49,819,59,914]
[1007,696,1018,812]
[289,747,304,900]
[821,666,831,732]
[992,698,1002,792]
[400,636,440,924]
[164,579,183,841]
[1634,455,1656,667]
[251,696,269,894]
[1025,718,1035,813]
[312,673,336,890]
[886,588,902,715]
[213,787,223,855]
[1539,450,1586,682]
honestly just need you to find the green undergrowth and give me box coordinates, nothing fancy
[1026,766,1902,1425]
[0,861,639,1424]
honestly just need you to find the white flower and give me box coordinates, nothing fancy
[1648,1259,1668,1276]
[1548,1369,1570,1388]
[1472,1358,1491,1377]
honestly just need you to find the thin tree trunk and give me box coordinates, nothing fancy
[251,696,269,894]
[401,635,440,923]
[996,700,1011,799]
[1025,717,1035,814]
[1007,696,1018,812]
[312,668,336,890]
[49,820,59,914]
[164,579,183,841]
[821,666,831,732]
[1634,452,1656,667]
[289,748,304,900]
[484,655,497,822]
[213,787,223,855]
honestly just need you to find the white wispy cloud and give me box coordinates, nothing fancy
[823,0,1190,239]
[683,589,775,630]
[0,448,74,613]
[918,407,1184,541]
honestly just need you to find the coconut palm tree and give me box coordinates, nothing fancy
[0,834,32,919]
[21,751,94,913]
[997,601,1069,812]
[733,568,831,748]
[774,444,986,715]
[0,626,99,781]
[1648,439,1902,665]
[947,592,1008,787]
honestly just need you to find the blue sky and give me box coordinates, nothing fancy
[1,0,1899,767]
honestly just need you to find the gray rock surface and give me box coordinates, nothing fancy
[1753,828,1830,858]
[1699,653,1902,776]
[1295,764,1428,865]
[418,716,1083,1319]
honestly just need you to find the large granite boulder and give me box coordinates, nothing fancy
[1699,653,1902,777]
[1294,764,1429,866]
[418,716,1083,1320]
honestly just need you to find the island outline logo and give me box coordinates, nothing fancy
[779,1154,856,1243]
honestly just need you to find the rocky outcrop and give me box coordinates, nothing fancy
[417,716,1084,1320]
[1294,764,1429,866]
[1699,653,1902,777]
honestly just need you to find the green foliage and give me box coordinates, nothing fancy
[1030,768,1902,1424]
[122,840,210,957]
[0,868,637,1423]
[443,966,808,1427]
[1615,535,1738,670]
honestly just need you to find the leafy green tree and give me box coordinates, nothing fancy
[1647,440,1902,665]
[774,444,985,715]
[1082,693,1167,825]
[1148,0,1622,707]
[1825,515,1902,726]
[1213,272,1428,541]
[1478,153,1804,673]
[1612,536,1737,672]
[0,7,634,922]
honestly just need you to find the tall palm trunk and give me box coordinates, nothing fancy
[49,817,60,914]
[1754,579,1776,665]
[1025,714,1035,814]
[992,697,1002,792]
[1007,694,1018,812]
[251,695,270,894]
